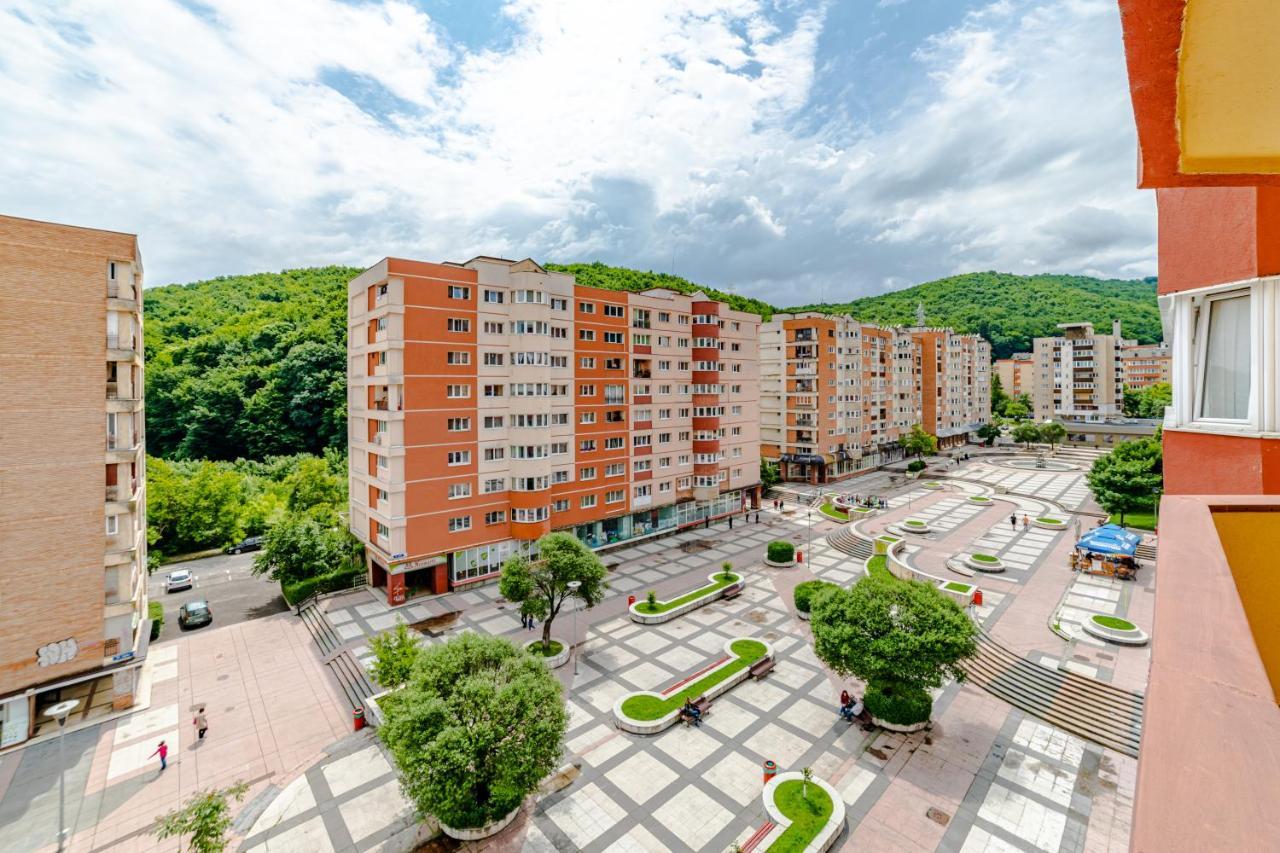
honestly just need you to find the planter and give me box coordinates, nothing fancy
[761,772,846,853]
[870,715,929,733]
[967,495,993,505]
[922,481,944,490]
[938,580,976,606]
[1034,517,1069,530]
[1082,614,1149,646]
[899,519,931,534]
[764,557,797,568]
[965,553,1005,573]
[796,608,811,621]
[629,573,743,624]
[439,804,521,841]
[524,637,571,669]
[851,506,877,516]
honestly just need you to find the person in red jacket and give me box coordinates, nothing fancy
[149,740,168,771]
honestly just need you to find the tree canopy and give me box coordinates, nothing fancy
[499,532,607,651]
[1123,382,1172,419]
[1085,437,1163,524]
[1011,421,1042,448]
[898,423,938,458]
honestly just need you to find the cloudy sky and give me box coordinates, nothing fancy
[0,0,1155,302]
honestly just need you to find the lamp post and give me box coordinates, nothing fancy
[566,580,581,675]
[44,699,80,853]
[806,510,812,559]
[1152,487,1162,529]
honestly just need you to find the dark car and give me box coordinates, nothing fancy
[178,600,213,630]
[225,536,264,555]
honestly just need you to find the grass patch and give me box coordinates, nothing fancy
[968,495,991,502]
[1091,615,1137,631]
[819,502,849,522]
[866,555,893,581]
[768,779,834,853]
[525,640,565,657]
[1036,517,1063,524]
[852,506,875,513]
[903,520,927,528]
[878,535,900,543]
[634,573,740,614]
[970,553,999,563]
[148,600,164,641]
[1110,511,1157,531]
[944,582,973,593]
[619,639,767,721]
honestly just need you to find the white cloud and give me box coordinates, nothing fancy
[0,0,1153,302]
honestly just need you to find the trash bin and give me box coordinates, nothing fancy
[353,707,366,732]
[628,595,636,608]
[763,759,777,783]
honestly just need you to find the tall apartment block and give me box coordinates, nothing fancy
[1120,341,1171,389]
[1030,322,1129,421]
[993,353,1033,398]
[0,216,147,748]
[347,257,761,603]
[761,313,989,484]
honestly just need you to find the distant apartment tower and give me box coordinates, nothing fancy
[347,257,761,603]
[1031,322,1129,421]
[0,216,147,748]
[993,353,1033,398]
[760,314,989,484]
[1120,341,1171,389]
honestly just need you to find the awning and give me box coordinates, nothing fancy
[1075,524,1141,557]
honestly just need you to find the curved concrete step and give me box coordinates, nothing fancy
[827,528,874,560]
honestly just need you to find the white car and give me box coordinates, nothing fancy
[165,570,193,593]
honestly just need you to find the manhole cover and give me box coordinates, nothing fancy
[926,807,950,826]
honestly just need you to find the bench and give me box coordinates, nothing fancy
[682,695,712,725]
[721,583,743,600]
[748,658,775,680]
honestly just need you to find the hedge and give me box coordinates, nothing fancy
[906,459,927,472]
[767,540,795,562]
[864,679,932,726]
[283,567,362,605]
[793,580,839,614]
[148,601,164,641]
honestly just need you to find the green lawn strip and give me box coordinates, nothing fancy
[819,502,849,521]
[526,640,564,656]
[619,639,767,720]
[767,779,834,853]
[866,555,893,581]
[1036,517,1063,524]
[944,582,973,593]
[634,574,740,614]
[1110,511,1157,531]
[878,535,900,543]
[970,553,999,563]
[1091,615,1137,631]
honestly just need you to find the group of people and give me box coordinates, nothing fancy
[849,495,886,509]
[520,612,538,631]
[148,706,209,772]
[1009,513,1032,531]
[839,690,873,730]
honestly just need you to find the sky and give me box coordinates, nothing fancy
[0,0,1156,302]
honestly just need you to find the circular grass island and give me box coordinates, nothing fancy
[761,772,846,853]
[965,552,1005,572]
[923,481,943,490]
[1033,517,1069,530]
[967,495,993,505]
[899,519,931,534]
[523,637,570,669]
[1083,614,1149,646]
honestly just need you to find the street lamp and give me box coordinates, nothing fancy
[806,510,812,559]
[566,580,581,675]
[44,699,80,853]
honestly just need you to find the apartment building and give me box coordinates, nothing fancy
[761,314,988,484]
[347,257,761,603]
[1120,341,1171,389]
[0,216,147,748]
[1030,322,1129,421]
[993,353,1033,398]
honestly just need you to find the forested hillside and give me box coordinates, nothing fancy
[544,261,775,319]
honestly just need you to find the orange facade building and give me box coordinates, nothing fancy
[347,257,761,601]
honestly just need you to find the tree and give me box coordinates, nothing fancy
[1123,382,1172,419]
[1085,437,1163,525]
[1004,398,1030,419]
[283,455,345,513]
[897,423,938,459]
[369,623,420,689]
[252,511,360,585]
[990,374,1010,417]
[760,459,781,491]
[378,633,567,830]
[1011,421,1042,450]
[1039,421,1067,451]
[810,576,977,725]
[499,533,607,653]
[145,457,246,554]
[720,561,735,581]
[152,781,249,853]
[976,423,1001,446]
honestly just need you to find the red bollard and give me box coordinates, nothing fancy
[973,589,984,606]
[796,551,804,564]
[628,594,636,608]
[763,759,777,783]
[353,706,366,731]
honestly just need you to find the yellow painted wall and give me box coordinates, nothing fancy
[1179,0,1280,174]
[1212,511,1280,700]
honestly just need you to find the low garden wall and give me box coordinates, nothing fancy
[628,573,743,625]
[523,637,571,668]
[760,771,846,853]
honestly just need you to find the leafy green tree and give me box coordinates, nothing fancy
[760,459,781,490]
[145,457,245,553]
[976,423,1001,446]
[1011,421,1042,449]
[252,511,359,585]
[152,781,249,853]
[897,423,938,459]
[284,455,345,513]
[1004,399,1030,419]
[810,576,977,724]
[1086,437,1163,525]
[378,633,567,829]
[499,533,607,652]
[369,623,421,689]
[1039,421,1067,451]
[1123,382,1172,419]
[990,374,1010,417]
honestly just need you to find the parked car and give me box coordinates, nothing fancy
[164,569,193,593]
[225,536,264,555]
[178,600,213,630]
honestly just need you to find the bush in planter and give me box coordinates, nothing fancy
[378,633,567,831]
[906,459,927,473]
[148,601,164,641]
[767,540,795,562]
[863,680,932,726]
[793,580,838,614]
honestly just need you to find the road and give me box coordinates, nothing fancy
[148,550,288,642]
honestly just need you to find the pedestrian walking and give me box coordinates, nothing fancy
[728,515,733,529]
[1009,513,1017,530]
[194,707,208,741]
[1022,515,1030,530]
[150,740,168,772]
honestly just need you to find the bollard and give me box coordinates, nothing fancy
[353,706,366,732]
[973,589,984,607]
[763,759,777,783]
[796,550,804,564]
[628,594,636,608]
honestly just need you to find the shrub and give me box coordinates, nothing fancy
[793,580,838,614]
[148,601,164,641]
[282,567,361,605]
[767,540,795,562]
[864,680,933,726]
[906,459,927,473]
[646,590,657,608]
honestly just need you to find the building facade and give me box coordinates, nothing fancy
[1030,322,1129,421]
[0,216,148,748]
[993,353,1033,398]
[347,257,761,603]
[1119,341,1171,389]
[760,314,989,484]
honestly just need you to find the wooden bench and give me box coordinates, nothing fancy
[681,695,712,725]
[748,658,775,680]
[721,583,743,600]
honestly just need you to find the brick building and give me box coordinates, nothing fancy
[0,216,148,748]
[1030,322,1129,421]
[1119,341,1171,389]
[347,257,761,602]
[993,353,1033,398]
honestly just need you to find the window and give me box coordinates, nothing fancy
[513,506,550,523]
[579,301,595,314]
[483,321,504,334]
[551,441,569,455]
[551,297,568,310]
[552,470,570,483]
[604,304,624,317]
[605,357,623,370]
[580,466,596,480]
[551,326,567,339]
[657,432,671,443]
[580,384,596,396]
[634,484,651,498]
[448,285,470,300]
[447,417,470,431]
[551,413,569,425]
[604,331,624,344]
[447,318,470,332]
[605,489,625,503]
[580,411,596,425]
[106,514,119,535]
[447,384,469,398]
[633,434,651,447]
[580,439,596,452]
[551,355,568,368]
[553,499,570,512]
[605,463,625,477]
[1196,291,1251,421]
[448,482,472,499]
[483,447,505,461]
[448,515,472,532]
[447,351,470,365]
[483,384,504,397]
[658,311,670,322]
[376,522,390,539]
[659,481,672,493]
[447,450,471,466]
[483,352,504,366]
[485,510,506,525]
[580,357,596,369]
[580,494,597,508]
[604,436,624,449]
[513,289,544,304]
[605,410,624,423]
[483,289,503,303]
[579,329,596,341]
[633,459,651,472]
[483,478,505,493]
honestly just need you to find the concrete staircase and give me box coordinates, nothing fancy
[827,527,873,561]
[299,602,342,656]
[299,604,378,711]
[961,630,1145,757]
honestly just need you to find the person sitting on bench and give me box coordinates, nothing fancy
[681,698,702,727]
